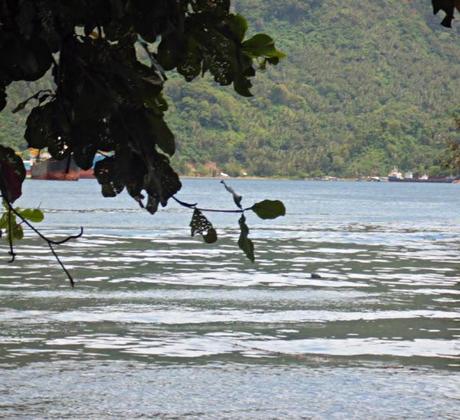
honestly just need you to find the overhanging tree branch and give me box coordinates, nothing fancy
[2,199,83,287]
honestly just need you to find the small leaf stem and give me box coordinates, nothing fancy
[48,242,75,287]
[8,204,83,245]
[172,196,252,213]
[2,198,83,287]
[7,207,15,263]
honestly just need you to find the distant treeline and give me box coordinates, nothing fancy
[2,0,460,177]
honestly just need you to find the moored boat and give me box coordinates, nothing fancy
[388,176,455,183]
[387,167,456,184]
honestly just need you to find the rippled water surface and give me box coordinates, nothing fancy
[1,179,459,418]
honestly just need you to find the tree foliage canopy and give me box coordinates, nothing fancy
[0,0,283,212]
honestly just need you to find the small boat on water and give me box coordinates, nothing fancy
[387,167,457,184]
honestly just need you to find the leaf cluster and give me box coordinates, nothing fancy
[0,201,44,243]
[186,181,285,261]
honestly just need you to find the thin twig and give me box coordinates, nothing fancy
[8,204,83,245]
[7,207,15,263]
[12,89,54,113]
[3,200,83,287]
[48,242,74,287]
[172,195,252,213]
[172,196,197,208]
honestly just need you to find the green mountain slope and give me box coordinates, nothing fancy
[2,1,459,177]
[167,0,460,177]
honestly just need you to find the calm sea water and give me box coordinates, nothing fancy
[0,179,459,418]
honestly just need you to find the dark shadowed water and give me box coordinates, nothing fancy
[0,179,459,418]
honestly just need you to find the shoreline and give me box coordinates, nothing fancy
[180,175,382,182]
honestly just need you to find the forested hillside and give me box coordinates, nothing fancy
[2,0,460,177]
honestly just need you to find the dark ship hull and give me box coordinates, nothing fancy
[79,168,95,179]
[31,158,80,181]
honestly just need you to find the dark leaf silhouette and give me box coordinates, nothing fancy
[238,214,255,262]
[0,87,5,112]
[190,209,218,244]
[0,146,26,203]
[242,34,286,59]
[252,200,286,220]
[221,180,243,209]
[228,14,248,43]
[432,0,460,27]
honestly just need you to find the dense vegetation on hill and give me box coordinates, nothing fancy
[2,0,459,177]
